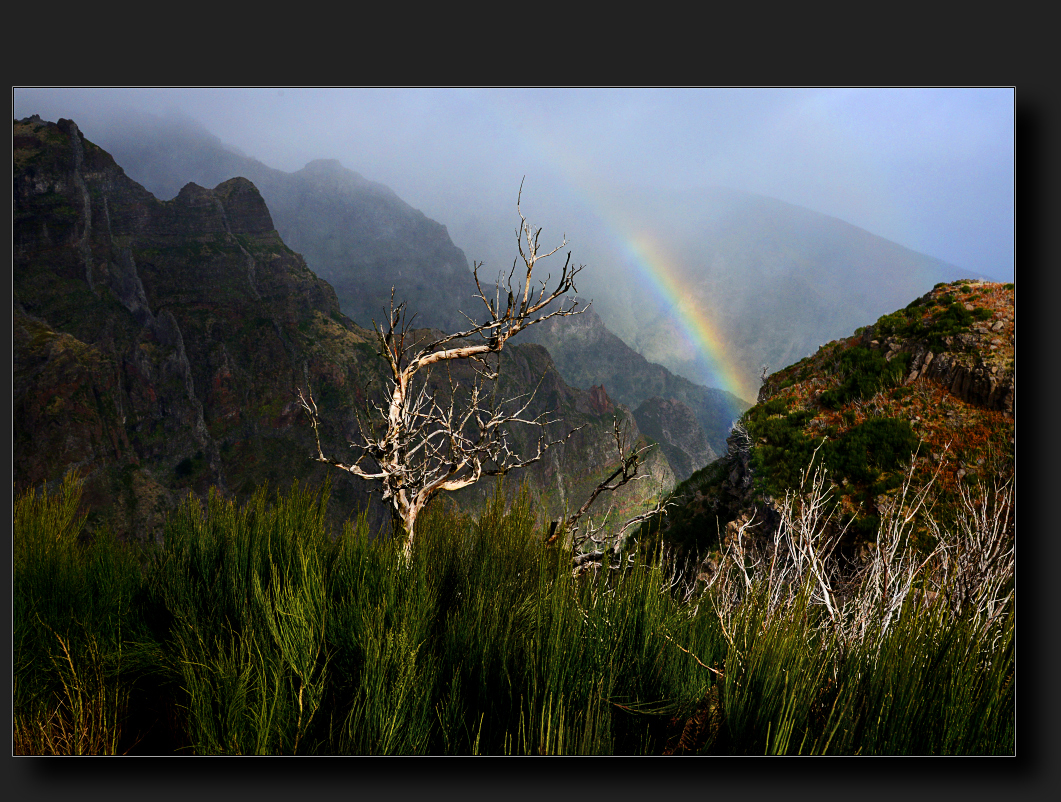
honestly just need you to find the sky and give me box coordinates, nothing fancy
[13,87,1015,285]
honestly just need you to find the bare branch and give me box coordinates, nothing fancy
[543,417,655,550]
[300,187,598,564]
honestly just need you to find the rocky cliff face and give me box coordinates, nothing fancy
[853,323,1014,417]
[64,112,480,334]
[13,117,670,542]
[759,280,1015,414]
[632,397,716,482]
[14,115,364,538]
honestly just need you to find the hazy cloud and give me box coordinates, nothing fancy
[13,87,1014,282]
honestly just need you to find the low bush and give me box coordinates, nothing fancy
[873,300,993,352]
[825,418,919,485]
[14,471,1013,755]
[819,346,910,409]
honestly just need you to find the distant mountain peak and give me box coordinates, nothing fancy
[175,181,211,199]
[71,110,477,333]
[301,157,341,169]
[300,157,347,173]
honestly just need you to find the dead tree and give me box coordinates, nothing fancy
[300,186,629,564]
[544,417,672,574]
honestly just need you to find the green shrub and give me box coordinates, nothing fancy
[744,401,818,497]
[14,472,146,754]
[891,386,913,402]
[825,418,919,485]
[874,295,992,349]
[873,310,913,337]
[819,346,910,409]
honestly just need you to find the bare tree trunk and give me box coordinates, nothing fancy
[399,507,416,565]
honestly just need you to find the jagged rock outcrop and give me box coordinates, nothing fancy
[586,385,615,416]
[633,397,717,482]
[923,353,1014,413]
[847,282,1015,415]
[13,116,672,541]
[63,112,480,333]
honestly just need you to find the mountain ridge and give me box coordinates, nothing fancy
[61,110,479,334]
[59,109,732,479]
[12,116,676,542]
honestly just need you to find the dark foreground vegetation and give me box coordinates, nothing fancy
[14,471,1013,755]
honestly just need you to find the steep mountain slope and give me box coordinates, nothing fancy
[13,116,672,542]
[63,110,480,334]
[526,306,750,459]
[580,185,980,399]
[631,397,716,482]
[54,109,733,483]
[649,279,1015,561]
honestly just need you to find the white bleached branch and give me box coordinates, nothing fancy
[299,185,588,563]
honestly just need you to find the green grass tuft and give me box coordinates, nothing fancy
[14,473,1013,754]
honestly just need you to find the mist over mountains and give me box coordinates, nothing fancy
[526,307,748,461]
[12,116,680,541]
[14,115,753,539]
[57,110,751,454]
[67,107,980,405]
[23,107,987,436]
[69,109,479,335]
[556,184,980,400]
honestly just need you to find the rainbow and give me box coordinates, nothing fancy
[484,97,755,403]
[613,228,754,403]
[551,171,754,401]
